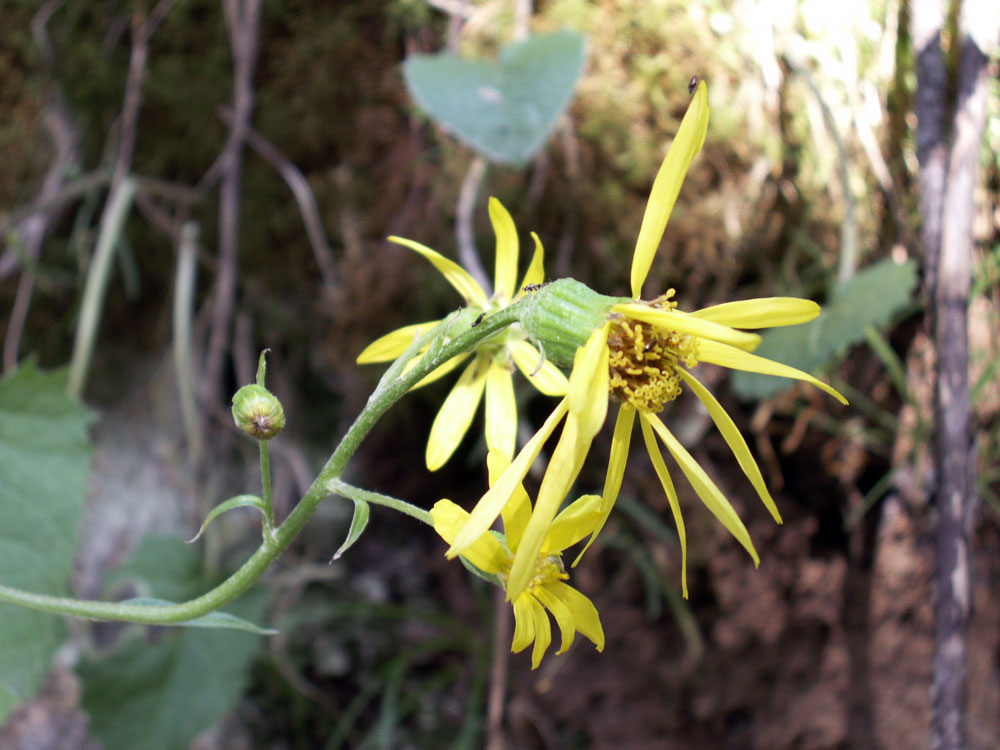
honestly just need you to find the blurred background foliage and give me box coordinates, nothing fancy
[1,0,998,748]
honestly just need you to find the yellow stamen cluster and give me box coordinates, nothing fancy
[607,301,699,413]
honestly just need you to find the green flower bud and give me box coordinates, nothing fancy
[232,384,285,440]
[518,279,627,367]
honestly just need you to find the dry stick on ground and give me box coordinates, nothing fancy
[929,3,997,748]
[217,105,338,288]
[202,0,263,412]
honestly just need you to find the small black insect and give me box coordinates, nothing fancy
[688,75,698,95]
[521,282,544,294]
[472,312,486,327]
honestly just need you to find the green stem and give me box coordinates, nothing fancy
[0,302,525,624]
[259,440,275,538]
[328,479,432,526]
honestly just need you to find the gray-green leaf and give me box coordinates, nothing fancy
[403,30,586,165]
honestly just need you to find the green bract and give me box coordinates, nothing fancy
[231,384,285,440]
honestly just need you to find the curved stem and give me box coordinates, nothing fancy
[0,302,526,624]
[327,479,432,526]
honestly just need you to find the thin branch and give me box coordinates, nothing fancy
[218,105,338,287]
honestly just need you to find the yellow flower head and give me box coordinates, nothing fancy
[448,81,848,600]
[357,198,568,470]
[430,451,605,669]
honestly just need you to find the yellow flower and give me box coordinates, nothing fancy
[446,81,848,600]
[430,451,605,668]
[357,198,568,470]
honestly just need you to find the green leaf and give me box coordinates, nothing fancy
[730,258,918,400]
[188,494,265,543]
[0,364,94,723]
[79,536,267,750]
[403,30,586,165]
[332,499,370,560]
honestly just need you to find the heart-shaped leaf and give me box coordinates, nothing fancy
[404,30,587,165]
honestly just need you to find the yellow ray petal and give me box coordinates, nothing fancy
[489,450,531,552]
[388,236,489,307]
[509,340,568,396]
[567,323,610,440]
[488,197,519,301]
[574,405,635,566]
[543,494,602,554]
[529,598,552,669]
[630,80,709,299]
[533,586,576,654]
[547,580,604,651]
[356,321,439,363]
[485,363,517,460]
[678,368,782,523]
[613,303,761,351]
[511,595,536,653]
[516,232,546,294]
[425,357,488,471]
[690,297,820,328]
[429,500,507,574]
[446,399,569,557]
[696,339,849,404]
[646,414,759,566]
[507,415,588,599]
[639,415,689,598]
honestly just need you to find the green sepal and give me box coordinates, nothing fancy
[332,499,371,560]
[187,494,266,543]
[517,279,625,367]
